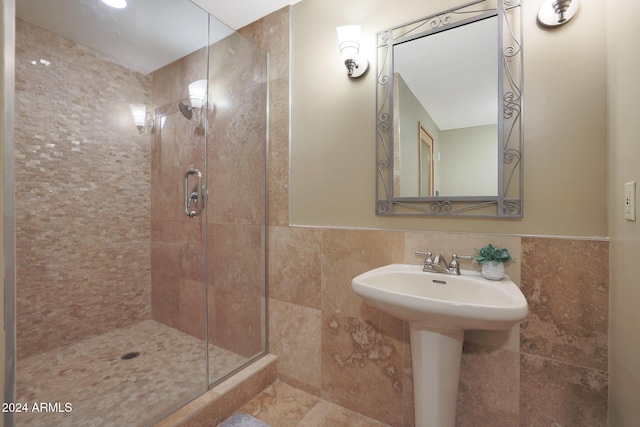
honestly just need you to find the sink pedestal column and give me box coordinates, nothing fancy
[409,324,464,427]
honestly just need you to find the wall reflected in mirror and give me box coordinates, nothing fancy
[393,16,498,198]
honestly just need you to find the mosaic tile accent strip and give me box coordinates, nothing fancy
[16,320,248,427]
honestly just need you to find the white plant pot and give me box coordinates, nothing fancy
[482,261,505,280]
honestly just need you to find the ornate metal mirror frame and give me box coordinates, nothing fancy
[375,0,523,217]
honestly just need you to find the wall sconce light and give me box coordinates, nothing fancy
[129,103,154,134]
[179,79,208,120]
[336,25,369,78]
[538,0,579,28]
[101,0,127,9]
[178,79,209,136]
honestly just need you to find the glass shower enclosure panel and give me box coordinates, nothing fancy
[206,22,269,384]
[13,0,212,425]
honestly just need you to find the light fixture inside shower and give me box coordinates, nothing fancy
[129,103,154,134]
[101,0,127,9]
[178,79,209,135]
[178,79,208,120]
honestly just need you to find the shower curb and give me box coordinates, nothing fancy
[154,354,278,427]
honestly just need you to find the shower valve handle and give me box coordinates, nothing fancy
[184,167,204,218]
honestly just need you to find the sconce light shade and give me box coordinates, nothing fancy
[337,25,361,57]
[177,79,210,135]
[188,79,208,109]
[538,0,579,28]
[129,103,146,130]
[129,103,153,134]
[336,25,369,78]
[102,0,127,9]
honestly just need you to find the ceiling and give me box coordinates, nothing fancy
[394,17,499,131]
[192,0,302,30]
[16,0,301,74]
[16,0,495,131]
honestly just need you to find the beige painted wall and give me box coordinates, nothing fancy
[439,125,498,196]
[291,0,607,237]
[607,0,640,425]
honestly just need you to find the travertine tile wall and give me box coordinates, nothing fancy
[244,8,610,426]
[150,47,208,341]
[14,19,152,359]
[518,238,608,426]
[150,32,267,359]
[206,32,267,358]
[266,229,609,427]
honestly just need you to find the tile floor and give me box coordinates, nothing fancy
[232,381,391,427]
[16,320,248,427]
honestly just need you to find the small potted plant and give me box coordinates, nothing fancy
[474,244,513,280]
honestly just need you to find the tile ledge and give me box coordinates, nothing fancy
[153,354,278,427]
[284,224,610,241]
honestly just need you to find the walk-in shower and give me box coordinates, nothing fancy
[9,0,268,425]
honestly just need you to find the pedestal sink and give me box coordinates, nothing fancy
[351,264,527,427]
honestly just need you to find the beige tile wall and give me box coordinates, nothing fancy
[266,228,609,427]
[150,47,208,341]
[151,30,268,359]
[14,19,152,359]
[518,237,609,426]
[244,7,610,426]
[207,31,267,358]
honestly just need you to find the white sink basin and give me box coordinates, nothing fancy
[351,263,527,331]
[352,263,528,427]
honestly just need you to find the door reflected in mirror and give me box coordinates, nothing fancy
[418,123,434,197]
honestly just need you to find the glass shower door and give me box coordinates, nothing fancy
[206,23,269,385]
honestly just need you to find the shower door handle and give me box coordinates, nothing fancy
[184,167,204,218]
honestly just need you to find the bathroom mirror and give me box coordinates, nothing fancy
[376,0,523,217]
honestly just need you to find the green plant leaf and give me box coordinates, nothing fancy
[473,244,513,264]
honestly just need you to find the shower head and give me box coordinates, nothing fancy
[178,102,193,120]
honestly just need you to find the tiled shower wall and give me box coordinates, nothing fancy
[150,47,208,342]
[150,32,267,358]
[14,19,152,359]
[245,8,610,426]
[206,33,267,358]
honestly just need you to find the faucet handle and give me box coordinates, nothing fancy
[415,251,434,271]
[415,251,433,262]
[449,254,473,275]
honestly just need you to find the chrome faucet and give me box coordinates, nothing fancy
[415,251,474,275]
[432,251,450,274]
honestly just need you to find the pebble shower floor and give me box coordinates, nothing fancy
[15,320,247,427]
